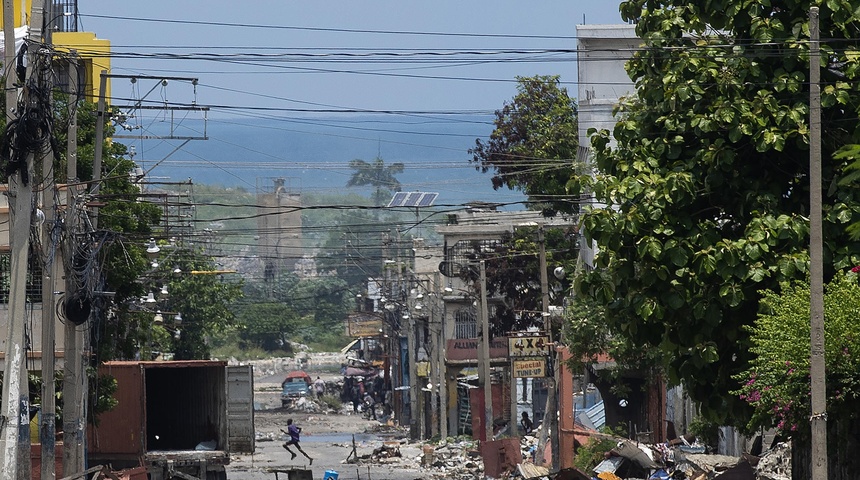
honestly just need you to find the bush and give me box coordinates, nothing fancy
[573,436,616,473]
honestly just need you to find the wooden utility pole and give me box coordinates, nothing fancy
[478,261,493,442]
[808,7,827,480]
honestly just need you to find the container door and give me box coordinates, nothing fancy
[226,365,255,453]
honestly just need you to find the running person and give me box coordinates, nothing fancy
[281,418,313,465]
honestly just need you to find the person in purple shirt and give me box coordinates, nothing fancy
[281,418,313,465]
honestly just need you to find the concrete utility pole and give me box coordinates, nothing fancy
[808,7,827,480]
[1,2,47,478]
[62,52,86,478]
[536,226,558,470]
[478,261,493,442]
[38,64,58,480]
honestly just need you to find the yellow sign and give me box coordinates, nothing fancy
[508,336,550,357]
[512,358,547,378]
[416,361,431,377]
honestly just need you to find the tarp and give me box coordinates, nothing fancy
[282,370,312,386]
[344,366,378,377]
[0,27,29,57]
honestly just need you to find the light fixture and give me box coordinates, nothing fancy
[402,313,409,320]
[146,239,160,256]
[414,303,424,311]
[174,312,183,325]
[160,285,169,296]
[173,266,182,274]
[553,266,566,280]
[145,292,156,303]
[444,283,453,293]
[153,311,163,324]
[415,292,424,300]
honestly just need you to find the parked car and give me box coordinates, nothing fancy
[281,370,312,407]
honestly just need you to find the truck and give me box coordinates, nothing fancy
[87,360,255,480]
[280,370,312,407]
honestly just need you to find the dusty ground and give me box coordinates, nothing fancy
[226,358,430,480]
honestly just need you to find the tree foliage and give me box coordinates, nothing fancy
[573,0,860,424]
[346,156,404,207]
[470,75,579,215]
[733,273,860,439]
[457,226,576,336]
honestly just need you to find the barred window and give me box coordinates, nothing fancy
[454,308,477,339]
[0,253,44,304]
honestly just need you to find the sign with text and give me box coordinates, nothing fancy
[512,358,547,378]
[346,312,384,338]
[508,336,550,357]
[446,337,510,361]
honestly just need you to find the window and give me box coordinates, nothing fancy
[454,308,477,339]
[0,253,43,304]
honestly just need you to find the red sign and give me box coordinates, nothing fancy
[446,337,509,361]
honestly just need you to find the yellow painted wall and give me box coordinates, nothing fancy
[0,0,32,28]
[53,31,111,102]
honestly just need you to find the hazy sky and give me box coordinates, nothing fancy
[80,1,625,114]
[74,1,627,204]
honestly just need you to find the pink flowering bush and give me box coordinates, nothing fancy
[732,272,860,438]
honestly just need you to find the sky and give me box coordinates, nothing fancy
[76,1,626,206]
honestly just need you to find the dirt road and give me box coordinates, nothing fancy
[227,362,430,480]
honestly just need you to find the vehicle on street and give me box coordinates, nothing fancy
[281,370,312,407]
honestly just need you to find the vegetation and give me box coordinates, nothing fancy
[469,75,580,216]
[733,273,860,439]
[570,0,860,427]
[345,156,405,207]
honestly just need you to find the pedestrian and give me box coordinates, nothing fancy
[313,376,325,398]
[281,418,313,465]
[520,411,533,434]
[350,382,361,412]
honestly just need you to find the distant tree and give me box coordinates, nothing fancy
[469,75,579,215]
[346,157,404,207]
[237,303,300,352]
[456,226,576,336]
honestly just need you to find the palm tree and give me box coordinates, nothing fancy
[345,157,405,206]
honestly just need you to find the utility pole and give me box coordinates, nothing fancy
[808,7,827,480]
[536,226,558,470]
[62,52,86,477]
[38,64,58,480]
[478,260,493,442]
[1,2,47,478]
[432,271,448,438]
[407,282,419,440]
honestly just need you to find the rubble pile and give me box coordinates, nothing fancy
[415,439,485,479]
[754,443,791,480]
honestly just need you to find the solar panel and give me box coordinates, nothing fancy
[417,192,438,207]
[387,191,438,208]
[404,192,422,207]
[387,192,409,207]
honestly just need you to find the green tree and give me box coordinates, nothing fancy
[573,1,860,426]
[237,302,300,352]
[733,273,860,475]
[469,75,579,215]
[346,156,404,207]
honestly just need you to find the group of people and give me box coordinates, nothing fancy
[344,375,389,420]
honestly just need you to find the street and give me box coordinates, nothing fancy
[227,370,431,480]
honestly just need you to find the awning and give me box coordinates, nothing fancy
[340,338,360,355]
